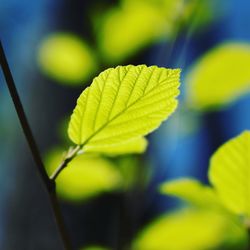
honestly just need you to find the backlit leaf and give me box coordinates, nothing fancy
[209,131,250,216]
[84,137,148,155]
[68,65,180,154]
[160,178,221,208]
[186,43,250,110]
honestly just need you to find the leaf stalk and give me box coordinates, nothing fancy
[50,145,81,181]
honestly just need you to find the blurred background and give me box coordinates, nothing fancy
[1,0,250,249]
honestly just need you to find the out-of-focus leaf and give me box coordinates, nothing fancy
[186,43,250,110]
[96,0,215,63]
[45,148,122,201]
[38,33,98,85]
[209,131,250,216]
[96,1,182,63]
[133,209,247,250]
[68,65,180,154]
[160,178,221,209]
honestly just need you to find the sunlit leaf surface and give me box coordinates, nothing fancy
[209,131,250,216]
[58,118,147,155]
[133,209,247,250]
[84,137,148,155]
[38,33,97,85]
[68,65,180,154]
[186,43,250,110]
[45,148,122,201]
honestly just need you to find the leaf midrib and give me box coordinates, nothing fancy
[80,68,172,147]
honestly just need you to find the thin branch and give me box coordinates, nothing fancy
[50,145,81,181]
[49,189,73,250]
[0,41,52,190]
[0,40,72,250]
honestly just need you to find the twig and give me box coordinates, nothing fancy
[50,145,81,181]
[0,40,72,250]
[244,218,250,250]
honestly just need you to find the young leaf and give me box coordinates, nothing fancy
[68,65,180,153]
[84,136,148,155]
[209,131,250,216]
[160,178,221,209]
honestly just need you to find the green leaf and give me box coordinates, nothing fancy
[84,137,148,155]
[56,116,147,155]
[68,65,180,153]
[45,148,122,201]
[96,1,183,63]
[95,0,215,64]
[160,178,221,208]
[209,131,250,216]
[186,43,250,110]
[133,209,247,250]
[38,33,98,85]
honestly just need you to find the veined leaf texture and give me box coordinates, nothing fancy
[68,65,180,153]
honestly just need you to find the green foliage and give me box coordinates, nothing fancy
[40,61,182,246]
[96,0,214,63]
[36,1,215,87]
[160,178,221,209]
[209,131,250,216]
[161,131,250,216]
[96,0,174,63]
[38,33,98,85]
[133,209,247,250]
[57,117,148,155]
[186,43,250,110]
[45,148,122,201]
[82,137,148,156]
[44,65,180,201]
[157,131,250,249]
[68,65,180,154]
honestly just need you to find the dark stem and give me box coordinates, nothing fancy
[50,145,81,181]
[0,41,72,250]
[247,226,250,250]
[0,41,52,190]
